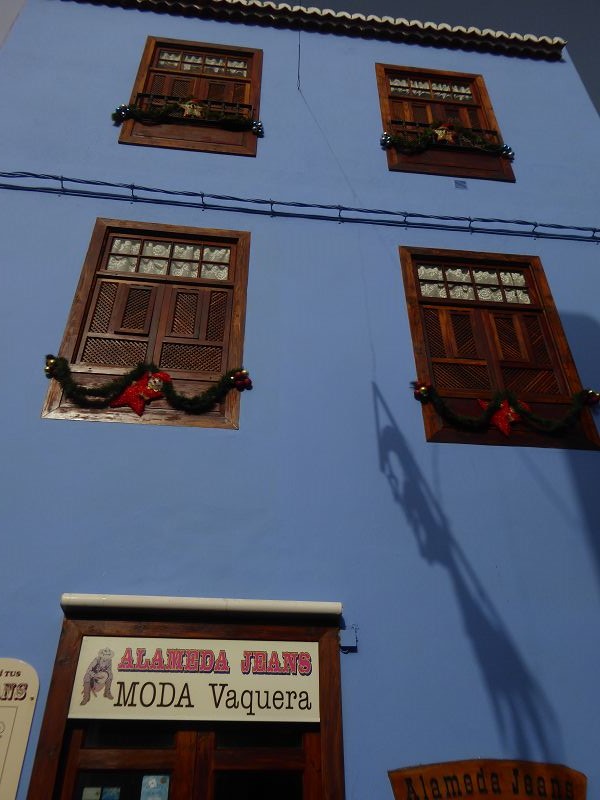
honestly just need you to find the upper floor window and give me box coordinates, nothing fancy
[42,219,250,428]
[400,246,599,448]
[118,38,263,156]
[376,65,515,182]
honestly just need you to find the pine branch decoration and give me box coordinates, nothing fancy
[45,356,252,416]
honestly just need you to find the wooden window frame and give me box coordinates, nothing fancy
[119,37,263,157]
[42,219,250,429]
[376,64,515,182]
[27,604,345,800]
[400,246,600,448]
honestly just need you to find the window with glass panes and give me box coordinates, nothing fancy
[42,219,250,428]
[119,38,262,156]
[400,246,599,448]
[376,65,515,181]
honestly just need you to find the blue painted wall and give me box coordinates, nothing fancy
[1,1,599,798]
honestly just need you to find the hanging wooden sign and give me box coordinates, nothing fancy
[389,760,586,800]
[0,658,38,800]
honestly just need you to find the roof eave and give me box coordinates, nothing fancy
[66,0,566,60]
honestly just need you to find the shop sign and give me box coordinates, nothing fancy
[389,760,586,800]
[69,636,319,723]
[0,658,38,800]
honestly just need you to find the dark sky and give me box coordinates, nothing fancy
[320,0,600,114]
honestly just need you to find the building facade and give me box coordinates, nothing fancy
[0,1,599,798]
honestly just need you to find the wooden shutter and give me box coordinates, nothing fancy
[76,279,160,368]
[486,310,566,397]
[147,72,193,99]
[147,71,248,106]
[422,306,568,400]
[390,97,484,130]
[154,285,233,378]
[421,306,492,394]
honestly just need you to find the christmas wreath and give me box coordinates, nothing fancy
[381,122,514,160]
[412,381,599,437]
[45,356,252,417]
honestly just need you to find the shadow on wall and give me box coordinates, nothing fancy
[373,382,563,761]
[561,312,600,588]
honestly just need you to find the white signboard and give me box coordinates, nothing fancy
[69,637,319,723]
[0,658,38,800]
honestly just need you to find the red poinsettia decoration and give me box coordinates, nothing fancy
[109,371,172,416]
[477,397,530,437]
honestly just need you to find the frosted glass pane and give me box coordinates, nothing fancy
[107,255,137,272]
[390,78,410,94]
[201,264,229,281]
[500,271,526,287]
[227,59,247,76]
[452,84,472,101]
[173,244,201,260]
[158,51,181,67]
[473,270,499,285]
[505,289,531,304]
[170,260,199,278]
[182,54,203,72]
[420,282,447,298]
[476,286,503,302]
[112,238,141,255]
[445,267,471,283]
[203,246,230,263]
[449,283,475,300]
[140,258,168,275]
[432,82,452,99]
[143,241,172,258]
[205,57,226,73]
[417,265,443,280]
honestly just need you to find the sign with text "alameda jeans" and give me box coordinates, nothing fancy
[69,636,319,723]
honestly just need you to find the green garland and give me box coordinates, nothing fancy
[381,124,514,159]
[412,381,599,435]
[45,356,252,415]
[112,103,264,136]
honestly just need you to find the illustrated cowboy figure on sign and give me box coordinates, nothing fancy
[81,647,114,705]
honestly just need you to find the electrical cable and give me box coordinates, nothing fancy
[0,171,598,244]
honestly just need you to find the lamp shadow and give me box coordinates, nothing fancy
[373,382,562,760]
[560,312,600,588]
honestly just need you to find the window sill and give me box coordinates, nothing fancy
[42,375,241,429]
[421,402,600,450]
[118,121,259,156]
[385,148,516,181]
